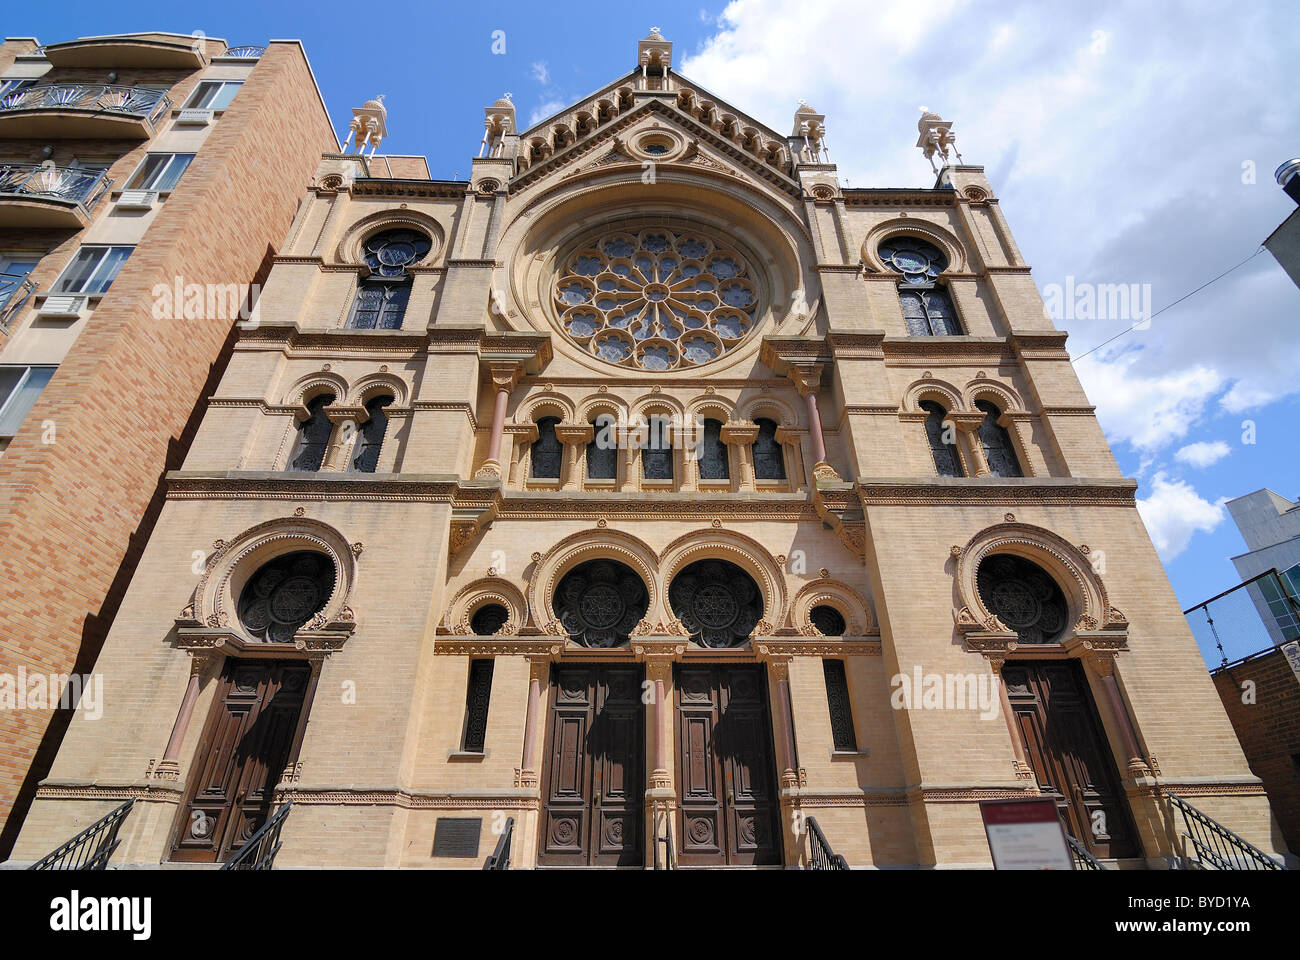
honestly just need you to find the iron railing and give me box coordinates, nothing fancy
[221,45,266,59]
[0,162,113,212]
[221,802,291,871]
[654,816,675,870]
[0,272,37,328]
[1167,794,1282,870]
[482,816,514,870]
[28,800,133,870]
[1066,833,1105,870]
[0,83,171,125]
[806,816,849,870]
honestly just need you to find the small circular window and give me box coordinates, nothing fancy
[362,228,432,277]
[470,603,509,636]
[555,227,760,371]
[878,236,947,284]
[810,605,847,637]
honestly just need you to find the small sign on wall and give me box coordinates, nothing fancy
[980,798,1074,870]
[1282,640,1300,684]
[432,817,482,858]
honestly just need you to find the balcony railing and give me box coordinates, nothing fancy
[0,83,171,125]
[0,162,113,212]
[28,800,133,870]
[0,272,37,328]
[1167,794,1282,870]
[221,45,266,59]
[806,816,850,870]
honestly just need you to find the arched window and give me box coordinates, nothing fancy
[810,604,846,636]
[470,603,509,636]
[920,400,963,477]
[553,559,649,647]
[697,418,729,481]
[237,551,336,642]
[642,415,673,480]
[530,416,562,479]
[879,236,962,336]
[289,393,334,472]
[348,228,431,330]
[350,393,394,473]
[668,559,764,648]
[751,417,786,480]
[975,399,1023,477]
[586,414,617,480]
[976,554,1068,643]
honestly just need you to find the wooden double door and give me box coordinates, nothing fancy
[1004,660,1140,860]
[171,659,311,863]
[538,664,645,866]
[675,663,782,866]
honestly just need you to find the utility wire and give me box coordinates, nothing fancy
[1068,246,1266,363]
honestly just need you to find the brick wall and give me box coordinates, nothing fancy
[1211,649,1300,850]
[0,40,335,854]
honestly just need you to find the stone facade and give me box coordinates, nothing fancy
[6,30,1285,868]
[0,33,335,854]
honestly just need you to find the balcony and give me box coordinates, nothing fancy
[41,36,207,69]
[0,163,113,227]
[0,273,38,329]
[0,83,171,139]
[218,45,266,60]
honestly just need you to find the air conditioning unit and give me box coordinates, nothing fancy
[115,190,157,210]
[38,296,85,318]
[175,108,213,125]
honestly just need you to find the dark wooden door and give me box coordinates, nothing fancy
[538,664,644,866]
[1004,660,1139,859]
[675,663,781,866]
[171,659,310,863]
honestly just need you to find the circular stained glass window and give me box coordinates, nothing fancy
[237,551,335,643]
[878,236,948,284]
[555,227,760,371]
[362,228,433,278]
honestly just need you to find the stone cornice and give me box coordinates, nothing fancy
[857,477,1138,506]
[840,187,957,207]
[350,178,465,199]
[880,335,1017,364]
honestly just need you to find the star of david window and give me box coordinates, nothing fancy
[237,551,336,643]
[878,236,962,336]
[553,559,649,648]
[555,227,760,371]
[669,559,764,648]
[976,554,1069,644]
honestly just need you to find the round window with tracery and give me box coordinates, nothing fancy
[554,227,760,371]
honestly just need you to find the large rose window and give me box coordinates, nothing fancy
[237,551,336,642]
[554,228,760,371]
[669,559,764,648]
[976,554,1069,644]
[554,559,649,648]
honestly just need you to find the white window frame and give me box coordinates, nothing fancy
[124,152,195,193]
[50,245,133,296]
[183,80,243,111]
[0,364,56,439]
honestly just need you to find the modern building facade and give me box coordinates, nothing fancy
[7,30,1285,868]
[1227,488,1300,646]
[0,32,335,855]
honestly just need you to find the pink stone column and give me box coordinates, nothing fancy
[518,662,545,784]
[1099,667,1146,770]
[162,667,204,763]
[804,391,827,465]
[486,385,509,464]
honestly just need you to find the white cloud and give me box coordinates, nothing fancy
[529,99,565,127]
[531,61,550,85]
[1174,440,1232,468]
[680,0,1300,455]
[1136,472,1226,559]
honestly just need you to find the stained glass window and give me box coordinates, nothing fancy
[642,416,673,480]
[349,278,410,330]
[752,418,786,480]
[470,604,509,637]
[289,393,334,472]
[823,659,857,751]
[530,417,562,479]
[586,414,617,480]
[811,605,847,637]
[554,560,649,648]
[361,228,432,277]
[879,236,962,336]
[237,551,335,642]
[977,554,1068,644]
[460,659,494,752]
[350,394,394,473]
[698,418,729,480]
[668,559,764,648]
[975,399,1023,477]
[555,227,758,370]
[920,400,963,477]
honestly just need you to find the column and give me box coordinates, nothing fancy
[949,412,990,477]
[639,648,678,869]
[516,657,549,789]
[555,422,593,491]
[155,654,213,779]
[788,362,839,480]
[720,421,758,491]
[989,657,1035,783]
[323,406,365,470]
[1089,654,1148,774]
[476,361,523,481]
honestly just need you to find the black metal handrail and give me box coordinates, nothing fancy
[221,45,266,59]
[0,83,171,125]
[0,272,37,328]
[482,816,514,870]
[806,816,849,870]
[0,162,113,211]
[654,816,675,870]
[1167,794,1281,870]
[1066,833,1105,870]
[221,802,291,871]
[28,799,133,870]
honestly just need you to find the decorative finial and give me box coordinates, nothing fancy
[503,91,512,101]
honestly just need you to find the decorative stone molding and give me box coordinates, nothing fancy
[528,527,662,635]
[860,217,968,274]
[440,577,529,636]
[658,528,789,633]
[790,579,877,637]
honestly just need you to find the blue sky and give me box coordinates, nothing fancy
[18,1,1300,663]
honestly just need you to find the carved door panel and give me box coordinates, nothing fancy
[1005,660,1139,860]
[538,664,644,866]
[675,664,781,866]
[171,659,309,863]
